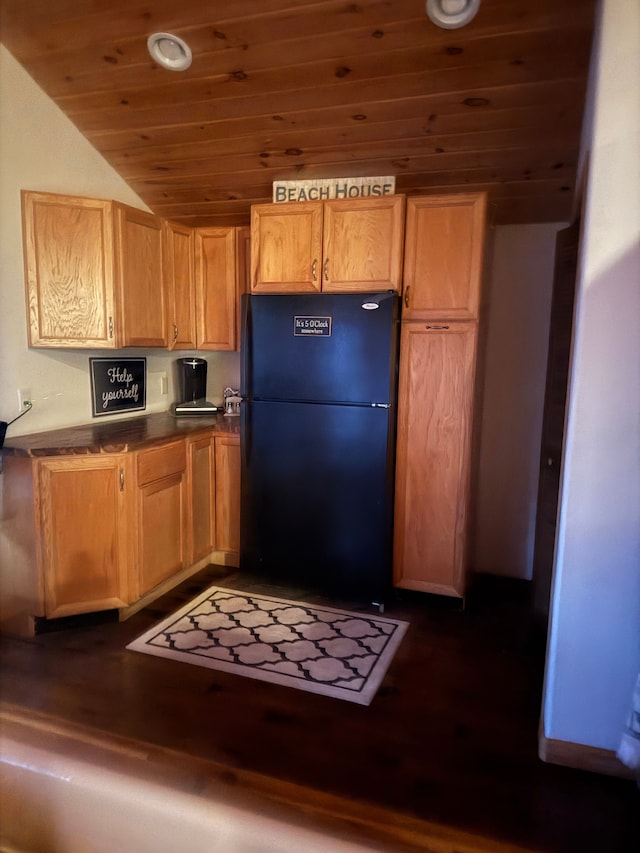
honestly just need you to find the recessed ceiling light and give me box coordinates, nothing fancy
[147,32,192,71]
[426,0,480,29]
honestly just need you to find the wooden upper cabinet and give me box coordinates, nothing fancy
[163,220,197,350]
[235,226,251,345]
[165,223,248,352]
[251,201,323,293]
[195,227,239,350]
[22,190,117,348]
[23,190,245,352]
[402,193,487,321]
[322,195,405,292]
[251,196,405,293]
[114,203,166,347]
[22,190,166,348]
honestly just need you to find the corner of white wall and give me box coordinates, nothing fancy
[542,0,640,753]
[473,222,561,580]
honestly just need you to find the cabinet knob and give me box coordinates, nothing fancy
[323,258,329,281]
[425,324,450,330]
[311,259,318,282]
[108,316,114,339]
[119,468,125,491]
[404,286,410,309]
[173,324,178,342]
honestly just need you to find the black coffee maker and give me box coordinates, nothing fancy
[172,357,219,415]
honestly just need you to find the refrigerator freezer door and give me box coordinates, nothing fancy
[241,400,395,602]
[241,292,398,405]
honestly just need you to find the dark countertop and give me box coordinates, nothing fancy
[1,412,240,458]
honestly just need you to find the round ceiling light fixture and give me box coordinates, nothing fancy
[426,0,481,29]
[147,32,192,71]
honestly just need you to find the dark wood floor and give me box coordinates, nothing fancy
[1,567,638,852]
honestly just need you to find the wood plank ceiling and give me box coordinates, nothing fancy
[0,0,596,226]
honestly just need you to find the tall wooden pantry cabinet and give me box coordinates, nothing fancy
[393,193,488,598]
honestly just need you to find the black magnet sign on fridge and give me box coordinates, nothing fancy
[90,357,146,417]
[293,315,332,337]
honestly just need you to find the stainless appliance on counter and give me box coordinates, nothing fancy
[171,357,220,416]
[240,291,400,606]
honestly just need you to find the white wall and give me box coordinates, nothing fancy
[0,45,239,439]
[543,0,640,751]
[474,223,559,579]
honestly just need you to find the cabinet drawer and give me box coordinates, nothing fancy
[137,440,186,485]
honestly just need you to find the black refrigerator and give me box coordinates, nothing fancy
[240,291,400,605]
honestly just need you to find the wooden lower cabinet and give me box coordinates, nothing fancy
[186,433,241,565]
[134,441,189,598]
[37,455,129,618]
[214,434,240,557]
[393,322,478,598]
[187,434,216,564]
[0,428,241,635]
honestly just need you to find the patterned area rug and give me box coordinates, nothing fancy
[127,586,408,705]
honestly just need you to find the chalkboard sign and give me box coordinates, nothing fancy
[90,358,146,417]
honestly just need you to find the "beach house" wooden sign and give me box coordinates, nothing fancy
[273,176,395,203]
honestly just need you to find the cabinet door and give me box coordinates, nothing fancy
[115,204,167,347]
[195,227,238,350]
[402,193,487,321]
[322,195,405,293]
[393,322,478,597]
[187,434,215,564]
[214,434,240,557]
[251,202,323,293]
[21,190,117,348]
[163,220,196,350]
[235,226,251,346]
[38,456,128,618]
[135,441,188,597]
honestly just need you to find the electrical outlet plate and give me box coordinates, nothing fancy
[149,372,169,396]
[18,387,32,411]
